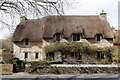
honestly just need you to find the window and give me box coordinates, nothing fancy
[71,52,81,59]
[56,33,61,41]
[101,53,104,59]
[71,52,74,57]
[25,39,29,45]
[25,52,28,59]
[96,34,102,42]
[73,34,80,41]
[35,53,39,59]
[97,52,104,59]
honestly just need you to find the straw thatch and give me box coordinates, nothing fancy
[12,15,114,42]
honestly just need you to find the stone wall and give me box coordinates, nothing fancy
[25,64,120,74]
[1,64,13,73]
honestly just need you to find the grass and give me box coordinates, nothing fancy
[1,72,13,75]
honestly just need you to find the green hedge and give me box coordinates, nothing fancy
[24,61,62,64]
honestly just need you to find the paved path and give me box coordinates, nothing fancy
[51,64,120,67]
[1,72,120,80]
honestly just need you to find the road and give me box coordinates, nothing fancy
[1,72,120,80]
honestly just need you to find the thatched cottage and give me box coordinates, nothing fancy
[12,11,114,61]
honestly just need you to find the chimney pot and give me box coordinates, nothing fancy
[102,10,104,13]
[20,16,27,22]
[99,10,107,21]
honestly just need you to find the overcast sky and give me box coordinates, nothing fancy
[0,0,119,39]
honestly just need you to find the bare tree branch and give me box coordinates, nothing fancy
[0,0,76,32]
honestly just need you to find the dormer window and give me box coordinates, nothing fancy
[56,33,61,41]
[25,39,29,45]
[96,34,102,42]
[73,34,80,41]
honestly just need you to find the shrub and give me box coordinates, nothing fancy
[92,70,97,73]
[25,60,62,64]
[45,42,88,54]
[100,59,108,64]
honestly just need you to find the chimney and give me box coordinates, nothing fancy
[111,26,115,32]
[20,16,27,22]
[99,10,107,21]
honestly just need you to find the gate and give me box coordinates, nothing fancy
[13,60,25,72]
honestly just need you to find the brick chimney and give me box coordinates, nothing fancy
[20,16,27,22]
[99,10,107,21]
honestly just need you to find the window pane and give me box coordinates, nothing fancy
[78,53,81,59]
[56,33,60,41]
[75,52,77,58]
[73,34,76,41]
[35,53,39,59]
[97,52,100,59]
[25,39,29,45]
[101,53,104,59]
[97,34,101,41]
[25,52,28,58]
[71,52,74,58]
[77,34,80,41]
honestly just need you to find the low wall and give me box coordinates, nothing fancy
[0,64,13,73]
[25,64,120,74]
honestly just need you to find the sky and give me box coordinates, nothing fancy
[0,0,119,39]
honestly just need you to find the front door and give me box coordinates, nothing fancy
[54,52,61,61]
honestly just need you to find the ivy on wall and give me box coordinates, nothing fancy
[44,42,114,62]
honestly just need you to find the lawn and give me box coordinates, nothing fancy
[1,72,13,75]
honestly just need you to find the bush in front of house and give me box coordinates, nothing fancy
[24,61,62,64]
[44,42,114,64]
[2,49,15,64]
[88,46,114,62]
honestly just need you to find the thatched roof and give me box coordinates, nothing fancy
[12,15,114,42]
[114,30,120,43]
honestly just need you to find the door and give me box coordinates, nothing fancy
[54,52,61,61]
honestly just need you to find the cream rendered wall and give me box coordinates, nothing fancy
[13,41,43,61]
[13,35,113,61]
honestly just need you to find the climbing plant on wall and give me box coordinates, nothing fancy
[44,42,114,62]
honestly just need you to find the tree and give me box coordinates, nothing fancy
[0,36,12,50]
[2,50,14,64]
[0,0,76,28]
